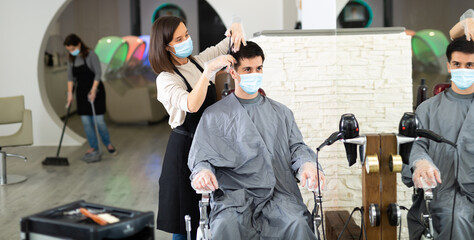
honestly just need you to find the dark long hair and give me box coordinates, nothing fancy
[149,16,185,74]
[63,33,90,62]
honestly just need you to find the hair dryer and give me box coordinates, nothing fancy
[340,113,360,166]
[316,131,344,151]
[397,112,456,164]
[317,113,365,167]
[397,112,418,164]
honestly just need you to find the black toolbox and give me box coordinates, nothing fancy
[20,200,154,240]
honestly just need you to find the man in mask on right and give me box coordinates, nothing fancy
[403,37,474,239]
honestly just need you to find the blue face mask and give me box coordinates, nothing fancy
[451,69,474,90]
[70,49,80,56]
[170,37,193,58]
[239,73,263,95]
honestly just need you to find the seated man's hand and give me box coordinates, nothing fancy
[192,169,219,192]
[300,162,326,190]
[413,159,442,189]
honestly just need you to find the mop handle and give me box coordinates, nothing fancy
[56,83,76,157]
[89,94,102,154]
[56,104,71,157]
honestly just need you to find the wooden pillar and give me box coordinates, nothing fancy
[362,133,399,240]
[380,133,398,240]
[362,134,381,240]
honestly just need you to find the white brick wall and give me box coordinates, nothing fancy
[252,32,413,239]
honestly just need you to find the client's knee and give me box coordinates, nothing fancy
[210,210,258,239]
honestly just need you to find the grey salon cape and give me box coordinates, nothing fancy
[188,93,319,240]
[401,88,474,240]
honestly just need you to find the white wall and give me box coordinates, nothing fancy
[302,0,336,29]
[206,0,285,38]
[0,0,84,146]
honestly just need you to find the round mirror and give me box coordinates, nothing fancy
[152,3,187,23]
[338,0,373,28]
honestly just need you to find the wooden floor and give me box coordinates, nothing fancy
[0,114,174,240]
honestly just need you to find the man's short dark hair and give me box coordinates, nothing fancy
[446,37,474,62]
[230,41,265,68]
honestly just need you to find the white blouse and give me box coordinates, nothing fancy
[156,37,230,129]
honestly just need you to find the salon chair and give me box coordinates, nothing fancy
[433,82,451,96]
[0,95,33,185]
[187,173,322,240]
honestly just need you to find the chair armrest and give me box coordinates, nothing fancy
[192,182,213,195]
[196,189,212,195]
[21,109,33,145]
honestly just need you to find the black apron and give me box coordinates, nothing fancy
[72,56,105,115]
[157,58,217,237]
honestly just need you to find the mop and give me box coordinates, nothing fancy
[42,101,72,166]
[82,97,102,163]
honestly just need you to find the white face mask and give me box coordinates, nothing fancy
[450,68,474,90]
[70,48,80,56]
[169,37,193,58]
[239,73,263,94]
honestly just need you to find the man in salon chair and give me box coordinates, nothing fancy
[402,36,474,239]
[188,41,325,240]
